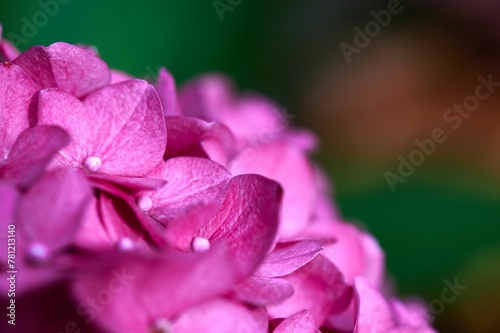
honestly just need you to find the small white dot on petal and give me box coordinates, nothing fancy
[151,318,172,333]
[116,237,135,251]
[191,236,210,253]
[137,196,153,212]
[28,242,50,263]
[83,156,102,173]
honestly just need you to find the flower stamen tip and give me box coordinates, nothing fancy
[27,242,50,263]
[83,156,102,173]
[191,236,210,253]
[137,196,153,212]
[116,237,135,251]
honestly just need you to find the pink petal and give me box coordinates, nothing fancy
[88,173,167,192]
[281,128,319,153]
[391,299,433,328]
[37,80,167,176]
[164,116,235,165]
[139,157,231,250]
[14,42,110,98]
[353,277,395,333]
[0,125,69,189]
[73,196,111,250]
[0,62,37,155]
[232,276,294,306]
[178,74,233,121]
[255,240,324,278]
[387,327,438,333]
[72,249,239,332]
[17,169,92,253]
[200,174,282,278]
[172,299,268,333]
[156,67,180,116]
[268,255,351,327]
[0,25,20,62]
[110,69,133,84]
[91,180,167,248]
[315,221,385,289]
[230,142,315,239]
[0,181,18,251]
[220,94,287,146]
[273,310,318,333]
[98,192,150,249]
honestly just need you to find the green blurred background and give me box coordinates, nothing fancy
[2,1,500,332]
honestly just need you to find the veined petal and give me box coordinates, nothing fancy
[230,142,315,239]
[0,125,69,189]
[200,174,282,278]
[37,80,167,176]
[231,276,294,306]
[14,42,111,98]
[268,255,351,327]
[139,157,232,250]
[0,62,37,156]
[255,240,324,278]
[164,116,235,165]
[273,310,318,333]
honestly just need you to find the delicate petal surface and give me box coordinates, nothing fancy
[164,116,235,165]
[255,240,324,278]
[17,169,91,252]
[14,42,110,97]
[172,299,268,333]
[232,276,294,306]
[0,125,69,188]
[268,255,350,327]
[156,67,180,116]
[37,80,167,176]
[353,277,395,333]
[0,63,37,156]
[200,174,282,278]
[230,142,315,238]
[273,310,318,333]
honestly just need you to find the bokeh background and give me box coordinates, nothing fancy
[1,1,500,332]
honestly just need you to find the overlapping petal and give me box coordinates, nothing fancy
[273,310,319,333]
[14,42,110,98]
[164,116,235,165]
[37,80,167,176]
[17,169,92,254]
[230,142,315,238]
[0,125,69,189]
[0,62,37,156]
[268,255,351,326]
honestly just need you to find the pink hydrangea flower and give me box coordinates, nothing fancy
[0,33,437,333]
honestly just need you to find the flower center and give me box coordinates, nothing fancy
[151,318,172,333]
[116,237,135,251]
[191,236,210,253]
[83,156,102,173]
[27,242,50,263]
[137,196,153,212]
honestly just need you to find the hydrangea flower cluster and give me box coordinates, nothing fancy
[0,28,437,333]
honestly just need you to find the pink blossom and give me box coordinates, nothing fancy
[0,33,438,333]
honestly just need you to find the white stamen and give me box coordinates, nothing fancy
[191,236,210,253]
[28,242,50,263]
[137,196,153,212]
[83,156,102,173]
[151,318,172,333]
[116,237,135,251]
